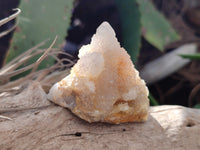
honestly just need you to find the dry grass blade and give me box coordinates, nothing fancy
[0,8,21,26]
[0,115,12,120]
[0,22,17,38]
[0,36,73,92]
[51,51,73,58]
[31,36,58,73]
[0,50,45,75]
[2,40,48,68]
[0,59,71,92]
[0,8,21,38]
[0,63,36,82]
[48,54,75,67]
[0,37,57,83]
[0,75,31,92]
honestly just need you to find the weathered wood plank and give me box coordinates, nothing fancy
[0,81,199,150]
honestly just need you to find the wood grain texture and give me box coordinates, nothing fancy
[0,81,51,113]
[0,81,200,150]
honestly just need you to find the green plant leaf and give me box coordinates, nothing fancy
[149,93,159,106]
[115,0,141,63]
[5,0,74,69]
[180,53,200,60]
[194,104,200,109]
[136,0,180,51]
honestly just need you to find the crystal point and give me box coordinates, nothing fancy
[48,22,149,124]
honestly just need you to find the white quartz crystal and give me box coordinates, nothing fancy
[48,22,149,124]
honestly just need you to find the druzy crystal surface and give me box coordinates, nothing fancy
[48,22,149,124]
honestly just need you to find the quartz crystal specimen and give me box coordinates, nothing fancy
[48,22,149,124]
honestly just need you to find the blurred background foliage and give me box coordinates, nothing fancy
[5,0,74,69]
[116,0,180,63]
[0,0,200,108]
